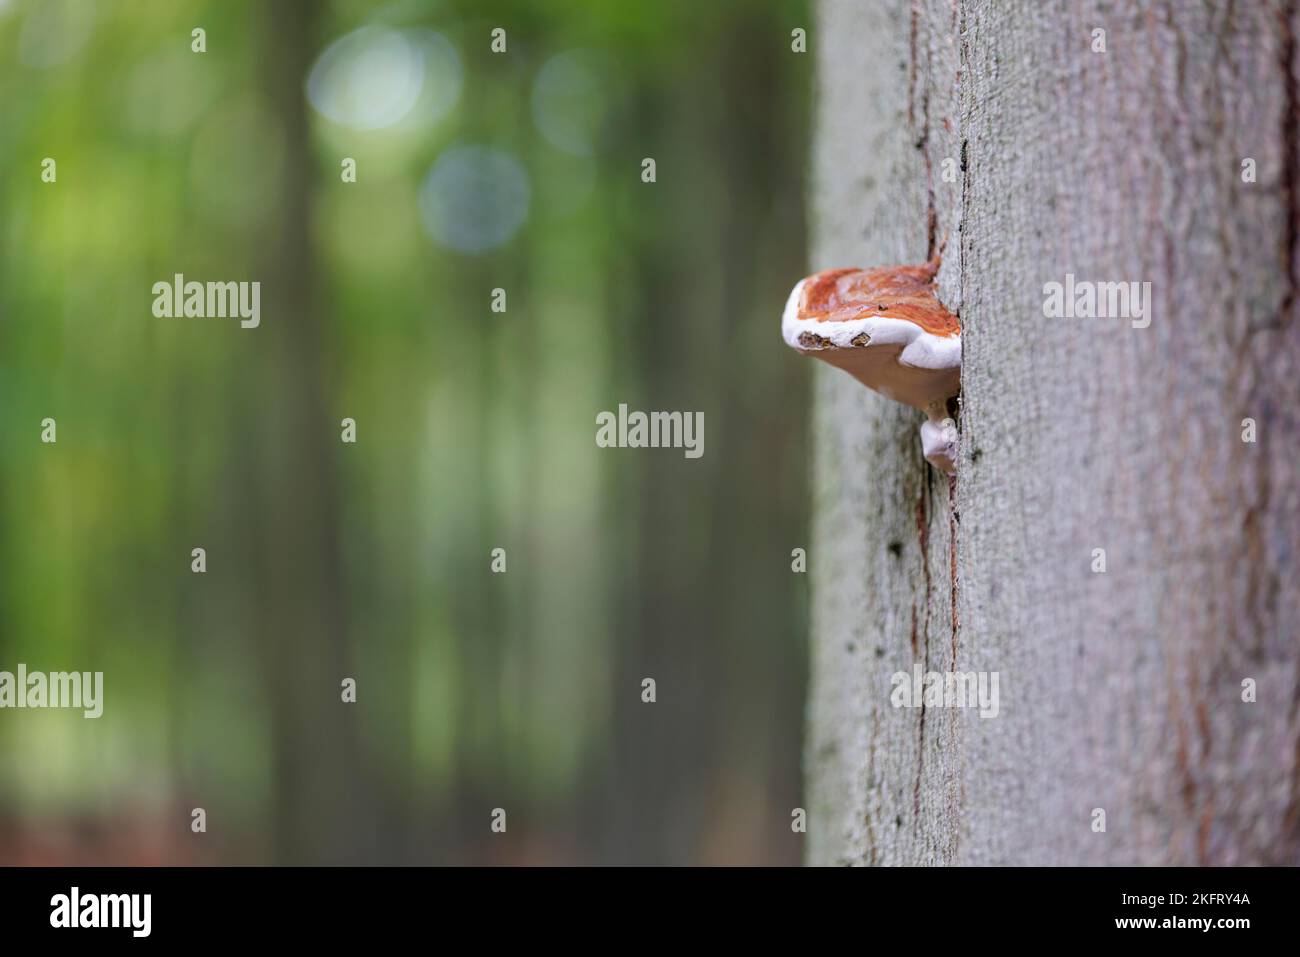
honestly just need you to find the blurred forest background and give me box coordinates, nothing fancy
[0,0,810,864]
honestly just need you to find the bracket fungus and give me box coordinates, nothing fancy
[781,256,961,473]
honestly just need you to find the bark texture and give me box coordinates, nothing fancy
[806,0,1300,865]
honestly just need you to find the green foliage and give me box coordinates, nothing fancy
[0,0,810,864]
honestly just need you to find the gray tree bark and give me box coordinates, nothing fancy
[805,0,1300,865]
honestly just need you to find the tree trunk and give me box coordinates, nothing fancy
[805,0,1300,866]
[256,0,377,864]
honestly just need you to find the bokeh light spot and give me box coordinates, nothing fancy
[531,51,608,156]
[419,147,530,254]
[307,26,460,131]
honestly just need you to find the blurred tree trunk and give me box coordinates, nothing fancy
[806,0,1300,865]
[256,0,376,864]
[601,5,810,865]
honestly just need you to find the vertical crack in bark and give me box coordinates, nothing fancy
[920,87,938,258]
[913,483,933,830]
[904,0,936,844]
[917,484,934,642]
[1266,0,1300,861]
[1278,0,1299,326]
[1194,697,1214,861]
[1169,669,1206,863]
[948,475,960,666]
[907,1,919,129]
[910,0,939,257]
[946,474,961,862]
